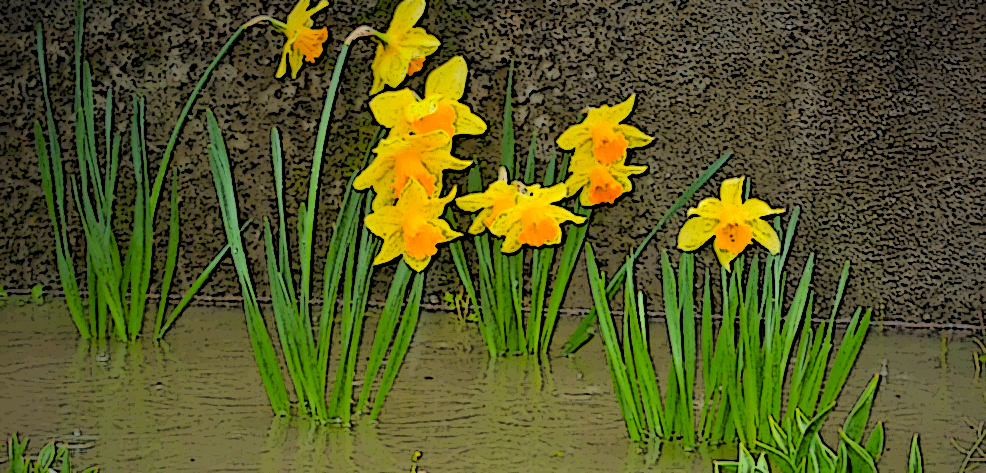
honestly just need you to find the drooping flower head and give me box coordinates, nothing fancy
[557,94,653,166]
[370,0,441,95]
[370,57,487,138]
[487,183,587,254]
[269,0,330,79]
[677,176,785,270]
[455,168,522,234]
[353,130,471,209]
[564,151,647,207]
[364,180,462,271]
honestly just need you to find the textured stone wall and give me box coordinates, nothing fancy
[2,0,984,325]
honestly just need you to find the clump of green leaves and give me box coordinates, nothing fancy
[588,208,879,456]
[30,285,44,306]
[715,429,925,473]
[443,287,474,325]
[205,34,425,423]
[5,432,99,473]
[33,0,239,341]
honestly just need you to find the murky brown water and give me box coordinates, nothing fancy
[1,301,983,472]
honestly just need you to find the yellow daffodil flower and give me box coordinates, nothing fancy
[268,0,330,79]
[353,131,471,209]
[370,0,441,95]
[364,180,462,271]
[455,180,522,234]
[677,176,785,270]
[488,183,587,254]
[556,94,653,166]
[563,151,647,207]
[370,57,487,137]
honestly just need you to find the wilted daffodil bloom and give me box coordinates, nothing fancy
[488,183,587,254]
[455,169,521,234]
[257,0,330,79]
[370,57,487,138]
[677,176,785,270]
[369,0,441,95]
[564,152,647,207]
[364,180,462,272]
[557,94,653,166]
[353,131,471,209]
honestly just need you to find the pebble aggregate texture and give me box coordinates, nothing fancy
[2,0,984,326]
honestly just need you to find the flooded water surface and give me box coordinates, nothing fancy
[1,302,983,471]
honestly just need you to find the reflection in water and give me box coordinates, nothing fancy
[0,305,982,471]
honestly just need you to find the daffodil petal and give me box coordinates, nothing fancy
[401,28,441,53]
[467,209,492,234]
[616,124,653,148]
[712,238,740,270]
[373,235,404,266]
[288,49,304,79]
[425,154,472,173]
[387,0,426,35]
[404,254,431,272]
[370,44,410,94]
[353,154,394,191]
[720,177,745,207]
[276,45,290,78]
[609,94,636,123]
[578,187,594,207]
[449,102,488,135]
[431,219,463,243]
[364,205,404,234]
[488,211,521,239]
[370,89,417,128]
[416,130,453,148]
[531,183,569,204]
[749,219,781,254]
[426,56,467,100]
[370,190,397,211]
[456,193,492,212]
[677,216,717,251]
[687,197,723,218]
[500,231,523,254]
[545,206,586,226]
[563,172,590,198]
[742,198,785,220]
[557,125,591,150]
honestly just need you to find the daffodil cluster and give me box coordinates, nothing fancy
[351,1,488,272]
[455,95,652,254]
[456,172,586,254]
[557,95,653,207]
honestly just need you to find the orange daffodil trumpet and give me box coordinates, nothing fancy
[456,169,587,254]
[565,152,647,207]
[557,94,653,206]
[369,0,441,95]
[370,57,488,138]
[253,0,330,79]
[677,176,785,270]
[364,180,462,272]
